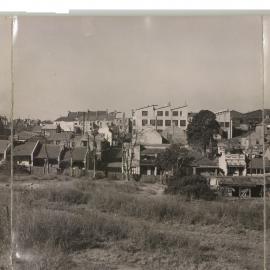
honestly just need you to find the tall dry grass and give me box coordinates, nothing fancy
[3,178,268,269]
[75,180,266,230]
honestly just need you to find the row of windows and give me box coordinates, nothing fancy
[219,122,230,128]
[142,119,186,127]
[142,110,182,117]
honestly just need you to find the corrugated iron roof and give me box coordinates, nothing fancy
[249,158,270,169]
[41,124,57,130]
[71,147,88,161]
[14,141,38,156]
[36,144,61,159]
[141,148,167,155]
[47,132,73,142]
[15,131,37,141]
[192,157,219,167]
[217,176,270,187]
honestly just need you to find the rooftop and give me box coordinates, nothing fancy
[216,176,270,187]
[46,132,73,142]
[36,144,62,160]
[249,157,270,169]
[41,124,57,130]
[71,147,88,161]
[14,131,38,141]
[14,141,38,156]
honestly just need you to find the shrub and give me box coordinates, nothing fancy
[94,171,105,179]
[165,175,216,200]
[132,174,141,182]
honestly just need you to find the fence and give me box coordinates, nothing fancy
[32,166,59,176]
[107,172,123,180]
[138,174,161,183]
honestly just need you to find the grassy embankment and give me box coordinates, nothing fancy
[0,174,269,269]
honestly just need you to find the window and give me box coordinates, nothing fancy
[180,120,186,127]
[165,120,171,126]
[157,120,163,126]
[157,111,163,116]
[142,119,148,126]
[82,141,87,147]
[172,111,178,116]
[225,122,230,128]
[142,111,148,116]
[165,111,169,116]
[180,111,182,116]
[150,119,156,126]
[172,120,178,126]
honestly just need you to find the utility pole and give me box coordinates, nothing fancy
[91,129,98,178]
[83,111,85,135]
[261,15,267,270]
[10,15,17,267]
[93,137,96,179]
[86,132,90,176]
[70,149,73,177]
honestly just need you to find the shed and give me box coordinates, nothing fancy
[13,141,40,169]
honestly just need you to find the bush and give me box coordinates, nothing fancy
[132,174,141,182]
[94,171,105,179]
[165,175,216,200]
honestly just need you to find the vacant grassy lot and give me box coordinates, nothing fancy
[0,174,269,269]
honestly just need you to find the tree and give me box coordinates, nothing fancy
[186,110,220,153]
[122,129,142,181]
[0,118,4,135]
[56,124,62,133]
[156,144,194,178]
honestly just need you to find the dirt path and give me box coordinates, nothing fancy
[137,182,165,197]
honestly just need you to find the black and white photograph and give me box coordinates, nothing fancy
[0,14,270,269]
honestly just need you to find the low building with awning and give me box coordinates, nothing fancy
[140,144,169,176]
[210,175,270,197]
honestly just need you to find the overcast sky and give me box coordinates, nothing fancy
[0,15,269,120]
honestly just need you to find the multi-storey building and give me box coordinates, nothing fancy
[215,109,244,139]
[132,103,188,133]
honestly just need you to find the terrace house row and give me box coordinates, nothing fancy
[54,110,130,134]
[11,140,90,175]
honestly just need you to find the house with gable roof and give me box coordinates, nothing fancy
[13,141,41,172]
[34,144,65,174]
